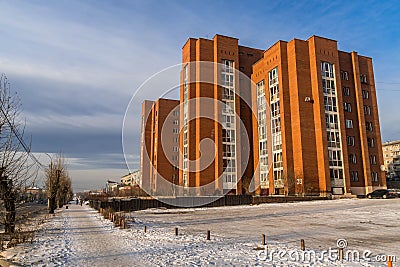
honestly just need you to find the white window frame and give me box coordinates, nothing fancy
[345,119,353,129]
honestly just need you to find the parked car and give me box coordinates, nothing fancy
[366,189,394,199]
[388,189,400,198]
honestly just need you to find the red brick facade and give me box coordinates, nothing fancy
[251,36,385,196]
[179,35,263,195]
[140,98,180,195]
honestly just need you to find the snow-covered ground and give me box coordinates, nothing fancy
[1,198,398,266]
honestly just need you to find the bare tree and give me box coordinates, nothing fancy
[45,154,72,213]
[57,170,73,208]
[0,74,36,234]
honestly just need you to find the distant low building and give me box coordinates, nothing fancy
[25,187,45,202]
[121,170,141,186]
[105,180,119,195]
[382,140,400,180]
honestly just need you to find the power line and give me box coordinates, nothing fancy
[376,81,400,85]
[376,88,400,92]
[0,105,46,170]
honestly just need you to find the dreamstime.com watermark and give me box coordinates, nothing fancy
[257,239,397,264]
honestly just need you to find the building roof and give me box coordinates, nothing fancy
[382,140,400,146]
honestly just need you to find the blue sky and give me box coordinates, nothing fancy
[0,0,399,191]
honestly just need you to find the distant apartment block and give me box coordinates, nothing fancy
[140,98,180,195]
[382,140,400,180]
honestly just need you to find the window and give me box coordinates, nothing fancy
[173,119,179,125]
[183,173,187,186]
[360,74,368,84]
[369,155,377,165]
[349,154,357,164]
[256,80,268,183]
[173,111,179,116]
[362,90,369,99]
[223,144,235,157]
[269,67,279,84]
[173,146,178,152]
[371,172,378,182]
[174,137,178,143]
[273,151,283,168]
[172,155,178,161]
[327,132,341,148]
[222,129,235,143]
[324,96,337,112]
[347,136,355,146]
[271,101,280,117]
[344,102,352,112]
[269,67,283,183]
[326,114,339,130]
[322,78,335,94]
[341,71,349,80]
[222,73,234,87]
[366,121,373,132]
[343,87,350,96]
[328,150,342,167]
[363,105,371,115]
[346,119,353,129]
[173,128,179,134]
[271,117,281,133]
[330,168,344,179]
[222,59,234,73]
[367,138,375,148]
[350,171,359,182]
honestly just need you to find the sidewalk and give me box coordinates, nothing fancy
[1,204,145,266]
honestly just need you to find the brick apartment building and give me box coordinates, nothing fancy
[140,98,180,195]
[139,34,385,197]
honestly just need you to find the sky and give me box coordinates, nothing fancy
[0,0,399,191]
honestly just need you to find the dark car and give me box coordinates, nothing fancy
[366,189,394,199]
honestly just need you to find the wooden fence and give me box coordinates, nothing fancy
[90,195,329,212]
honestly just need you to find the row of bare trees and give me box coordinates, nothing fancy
[0,74,73,234]
[0,74,37,234]
[45,155,73,213]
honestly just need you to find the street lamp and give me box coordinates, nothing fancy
[42,153,53,211]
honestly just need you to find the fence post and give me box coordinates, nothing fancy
[262,234,266,245]
[175,227,178,236]
[301,239,305,251]
[338,248,343,261]
[207,230,210,240]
